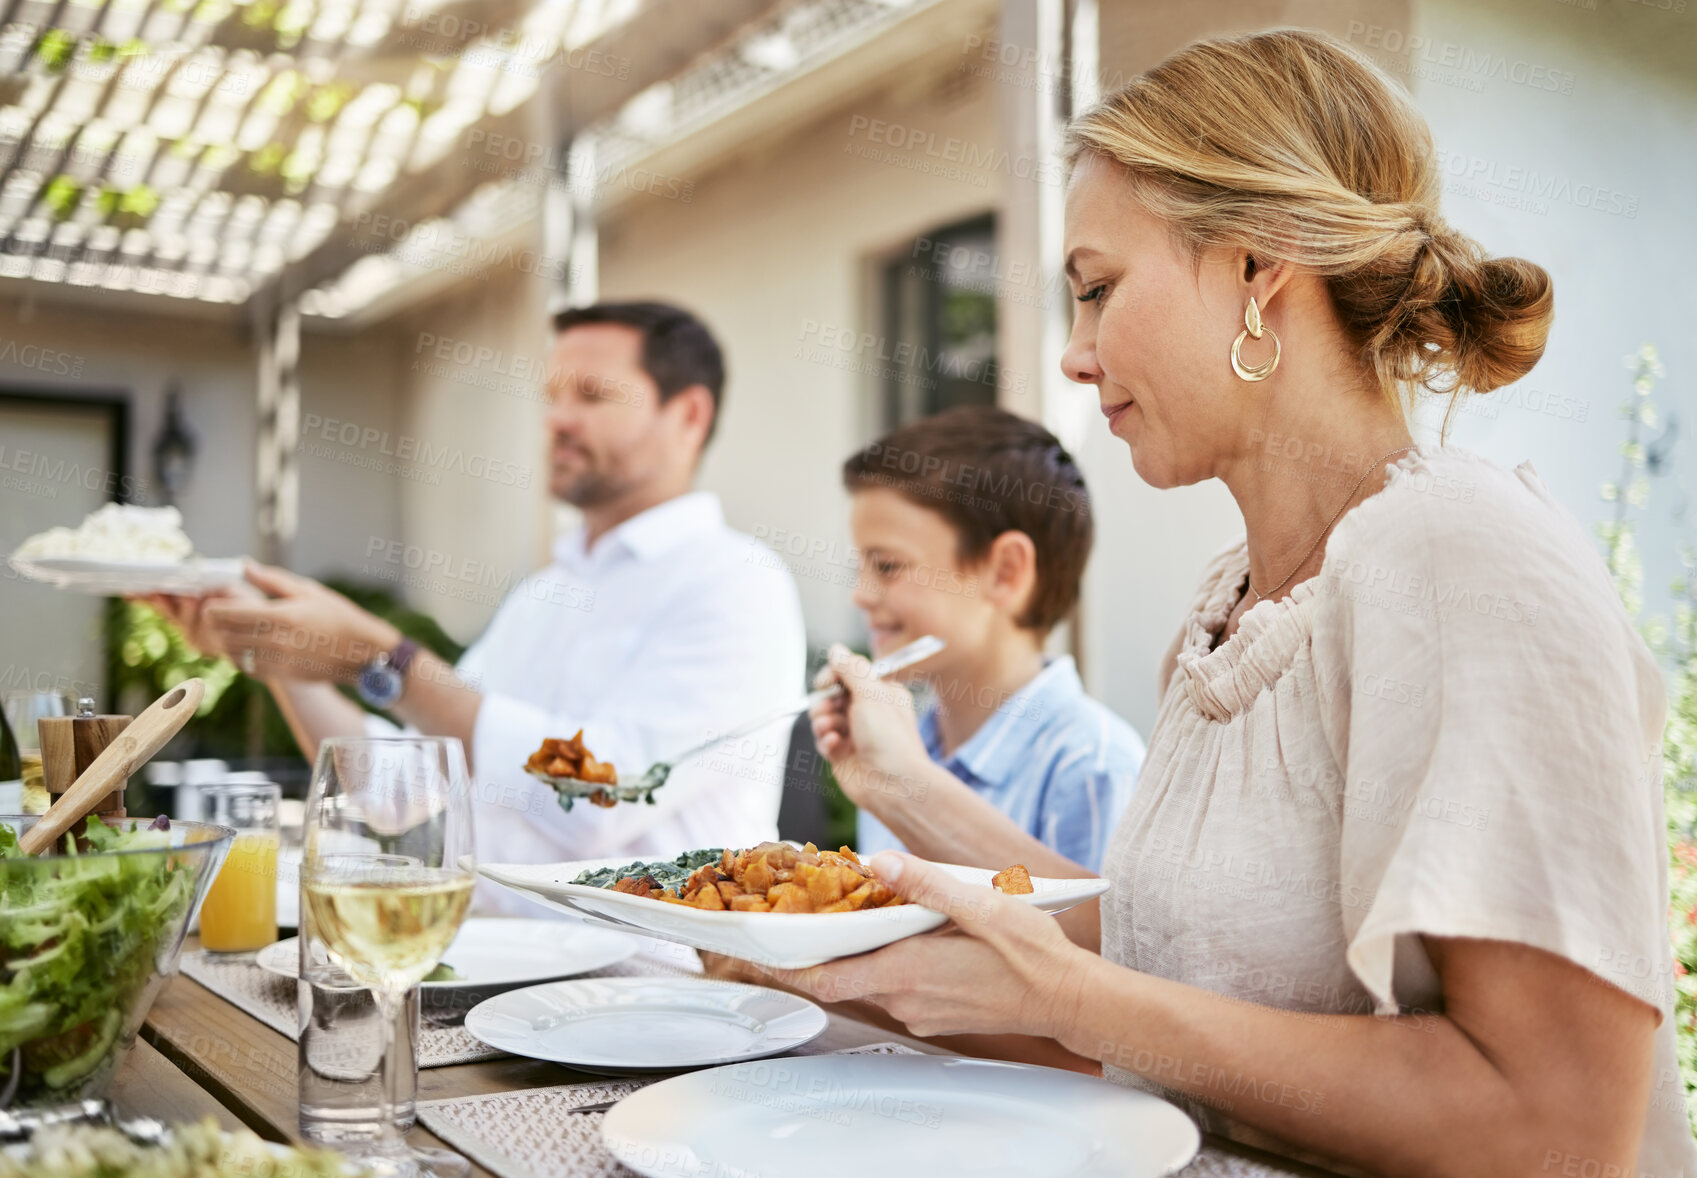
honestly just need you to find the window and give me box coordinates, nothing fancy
[881,214,999,428]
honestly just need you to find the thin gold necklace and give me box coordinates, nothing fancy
[1249,444,1416,603]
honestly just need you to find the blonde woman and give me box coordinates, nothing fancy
[789,29,1694,1178]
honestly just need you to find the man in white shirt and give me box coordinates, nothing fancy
[157,302,805,907]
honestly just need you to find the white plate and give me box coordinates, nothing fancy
[256,917,638,992]
[476,856,1109,969]
[603,1053,1200,1178]
[8,553,245,595]
[465,976,827,1073]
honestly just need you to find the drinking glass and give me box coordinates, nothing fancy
[199,781,281,955]
[302,737,475,1178]
[2,691,73,814]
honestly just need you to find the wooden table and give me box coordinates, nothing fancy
[124,963,1344,1178]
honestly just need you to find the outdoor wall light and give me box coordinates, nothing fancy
[152,384,197,506]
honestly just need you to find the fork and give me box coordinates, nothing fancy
[533,634,945,808]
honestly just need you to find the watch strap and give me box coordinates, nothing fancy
[388,638,420,675]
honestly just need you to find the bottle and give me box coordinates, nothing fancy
[0,703,21,815]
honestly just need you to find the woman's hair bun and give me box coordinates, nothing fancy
[1376,228,1555,395]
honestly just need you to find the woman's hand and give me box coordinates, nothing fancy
[763,851,1096,1041]
[809,644,934,809]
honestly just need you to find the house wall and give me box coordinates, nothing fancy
[1399,0,1697,633]
[597,42,1005,653]
[383,266,557,643]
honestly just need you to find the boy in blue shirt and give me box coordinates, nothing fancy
[814,406,1144,872]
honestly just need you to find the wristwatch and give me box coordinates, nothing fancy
[356,638,419,709]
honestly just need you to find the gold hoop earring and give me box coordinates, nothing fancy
[1231,296,1281,382]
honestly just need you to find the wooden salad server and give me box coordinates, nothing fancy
[19,678,205,856]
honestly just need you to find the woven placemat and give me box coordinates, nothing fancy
[417,1041,1306,1178]
[1175,1151,1315,1178]
[178,936,705,1069]
[417,1042,922,1178]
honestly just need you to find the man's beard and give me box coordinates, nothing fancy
[551,461,630,508]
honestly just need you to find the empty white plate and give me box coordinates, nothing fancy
[603,1053,1200,1178]
[256,917,637,992]
[465,976,827,1073]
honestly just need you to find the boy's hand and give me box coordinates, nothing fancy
[809,643,933,807]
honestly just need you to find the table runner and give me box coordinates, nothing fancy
[417,1041,1310,1178]
[178,936,704,1068]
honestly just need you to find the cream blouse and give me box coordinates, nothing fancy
[1101,447,1697,1177]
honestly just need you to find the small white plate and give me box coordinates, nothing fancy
[477,856,1109,969]
[8,554,245,595]
[603,1053,1200,1177]
[465,976,827,1073]
[256,917,637,992]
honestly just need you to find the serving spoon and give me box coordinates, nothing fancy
[530,635,945,809]
[17,678,205,855]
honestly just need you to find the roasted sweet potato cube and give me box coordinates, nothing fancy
[728,895,772,913]
[817,850,856,872]
[685,864,722,892]
[992,865,1035,895]
[610,874,659,897]
[742,853,775,895]
[716,880,744,904]
[766,882,812,913]
[798,862,844,908]
[721,849,736,873]
[580,755,618,784]
[836,880,880,911]
[836,846,861,863]
[691,883,726,910]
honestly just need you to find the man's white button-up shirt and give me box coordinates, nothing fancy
[397,492,806,910]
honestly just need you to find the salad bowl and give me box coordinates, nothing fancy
[0,815,233,1109]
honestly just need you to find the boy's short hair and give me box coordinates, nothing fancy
[842,406,1093,633]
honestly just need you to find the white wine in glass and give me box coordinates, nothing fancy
[2,690,73,814]
[304,864,474,990]
[302,736,475,1178]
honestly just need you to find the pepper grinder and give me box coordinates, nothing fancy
[39,697,131,828]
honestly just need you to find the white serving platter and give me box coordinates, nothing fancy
[476,856,1108,969]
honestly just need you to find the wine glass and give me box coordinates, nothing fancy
[3,690,74,814]
[301,737,475,1178]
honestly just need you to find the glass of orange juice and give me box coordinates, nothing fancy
[200,781,281,955]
